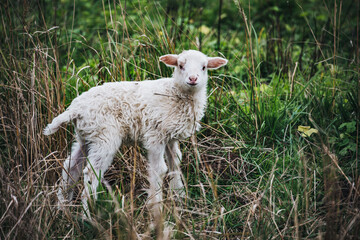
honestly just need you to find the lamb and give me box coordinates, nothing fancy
[44,50,228,218]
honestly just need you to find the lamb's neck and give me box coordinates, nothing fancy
[184,87,207,123]
[171,81,208,118]
[192,87,207,109]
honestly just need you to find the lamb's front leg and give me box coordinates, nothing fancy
[146,144,168,218]
[165,140,185,196]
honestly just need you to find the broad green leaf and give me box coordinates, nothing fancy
[339,121,356,133]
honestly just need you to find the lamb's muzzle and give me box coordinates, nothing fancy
[44,49,228,220]
[188,75,198,85]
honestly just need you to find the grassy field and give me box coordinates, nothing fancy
[0,0,359,239]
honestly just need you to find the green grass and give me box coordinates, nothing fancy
[0,0,359,239]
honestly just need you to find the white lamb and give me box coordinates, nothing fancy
[44,50,227,218]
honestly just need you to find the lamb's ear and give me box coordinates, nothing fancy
[207,57,228,69]
[159,54,178,67]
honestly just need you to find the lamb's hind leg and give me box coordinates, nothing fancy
[57,141,87,206]
[81,135,122,217]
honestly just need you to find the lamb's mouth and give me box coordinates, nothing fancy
[187,82,198,86]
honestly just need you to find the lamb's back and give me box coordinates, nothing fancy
[66,78,202,146]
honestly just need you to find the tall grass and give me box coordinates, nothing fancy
[1,0,359,239]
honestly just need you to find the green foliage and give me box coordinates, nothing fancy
[338,121,357,156]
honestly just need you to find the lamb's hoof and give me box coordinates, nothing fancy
[56,202,66,211]
[149,218,173,240]
[175,188,186,198]
[56,197,70,211]
[170,186,186,200]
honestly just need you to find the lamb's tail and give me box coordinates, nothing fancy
[43,110,73,136]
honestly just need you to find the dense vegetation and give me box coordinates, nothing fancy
[0,0,359,239]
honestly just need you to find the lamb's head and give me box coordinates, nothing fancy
[159,50,228,91]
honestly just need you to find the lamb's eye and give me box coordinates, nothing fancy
[179,65,184,70]
[202,66,206,71]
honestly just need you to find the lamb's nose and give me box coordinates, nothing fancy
[189,76,198,83]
